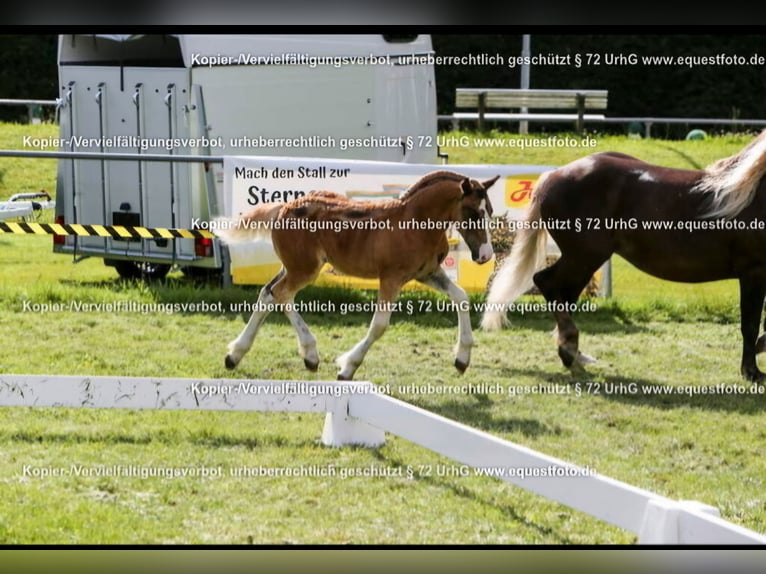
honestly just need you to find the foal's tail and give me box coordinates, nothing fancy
[481,172,551,331]
[212,203,284,244]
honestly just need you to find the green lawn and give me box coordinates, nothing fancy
[0,123,764,544]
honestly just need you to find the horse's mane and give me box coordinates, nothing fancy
[693,129,766,218]
[291,171,469,218]
[400,170,466,201]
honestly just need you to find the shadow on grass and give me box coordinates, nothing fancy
[368,449,585,545]
[3,427,320,450]
[400,393,561,439]
[492,365,766,415]
[497,311,649,337]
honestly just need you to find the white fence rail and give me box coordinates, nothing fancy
[1,374,764,545]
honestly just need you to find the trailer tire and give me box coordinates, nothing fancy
[111,260,171,281]
[181,266,225,286]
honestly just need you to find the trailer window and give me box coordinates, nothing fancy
[382,35,420,44]
[60,35,184,67]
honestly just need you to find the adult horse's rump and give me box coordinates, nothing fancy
[482,132,766,382]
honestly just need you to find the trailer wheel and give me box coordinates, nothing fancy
[111,260,171,281]
[180,266,224,286]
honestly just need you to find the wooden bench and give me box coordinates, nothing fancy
[453,88,608,134]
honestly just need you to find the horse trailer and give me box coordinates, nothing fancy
[53,34,438,280]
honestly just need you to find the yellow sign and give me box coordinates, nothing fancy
[504,174,540,209]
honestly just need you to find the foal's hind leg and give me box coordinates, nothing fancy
[336,278,402,380]
[225,264,321,370]
[533,254,605,370]
[419,268,473,373]
[225,268,285,369]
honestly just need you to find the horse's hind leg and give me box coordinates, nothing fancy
[738,277,766,383]
[419,268,473,373]
[225,262,321,370]
[533,254,606,370]
[336,278,402,380]
[756,301,766,355]
[225,268,285,369]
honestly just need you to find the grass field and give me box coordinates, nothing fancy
[0,123,764,544]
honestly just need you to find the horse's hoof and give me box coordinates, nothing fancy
[337,373,351,381]
[224,355,238,370]
[558,346,576,368]
[454,359,469,373]
[742,367,766,385]
[304,358,319,372]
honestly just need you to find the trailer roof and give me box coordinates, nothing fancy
[59,34,433,68]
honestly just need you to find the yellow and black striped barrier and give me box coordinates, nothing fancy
[0,221,215,240]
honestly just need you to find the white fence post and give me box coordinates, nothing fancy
[638,498,766,544]
[321,412,386,448]
[321,382,386,448]
[639,499,695,544]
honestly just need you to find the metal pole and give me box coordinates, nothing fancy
[520,35,531,135]
[0,150,223,163]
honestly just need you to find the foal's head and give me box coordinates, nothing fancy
[458,175,499,264]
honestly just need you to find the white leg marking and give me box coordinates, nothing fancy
[337,309,392,380]
[422,269,473,371]
[284,305,319,370]
[226,287,274,367]
[553,319,597,366]
[575,351,598,365]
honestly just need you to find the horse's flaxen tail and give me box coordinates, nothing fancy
[694,128,766,219]
[481,171,551,331]
[213,203,284,244]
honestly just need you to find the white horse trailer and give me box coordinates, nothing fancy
[53,34,438,279]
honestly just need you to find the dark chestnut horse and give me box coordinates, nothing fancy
[217,170,498,380]
[483,131,766,382]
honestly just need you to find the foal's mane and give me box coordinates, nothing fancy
[400,170,467,201]
[693,129,766,218]
[292,171,470,218]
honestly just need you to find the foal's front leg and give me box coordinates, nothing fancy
[283,303,320,371]
[336,279,402,380]
[420,268,473,373]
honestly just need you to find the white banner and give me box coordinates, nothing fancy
[223,155,552,219]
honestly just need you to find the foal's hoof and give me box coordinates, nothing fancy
[224,355,238,370]
[337,373,352,381]
[454,358,469,374]
[756,334,766,355]
[303,358,319,372]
